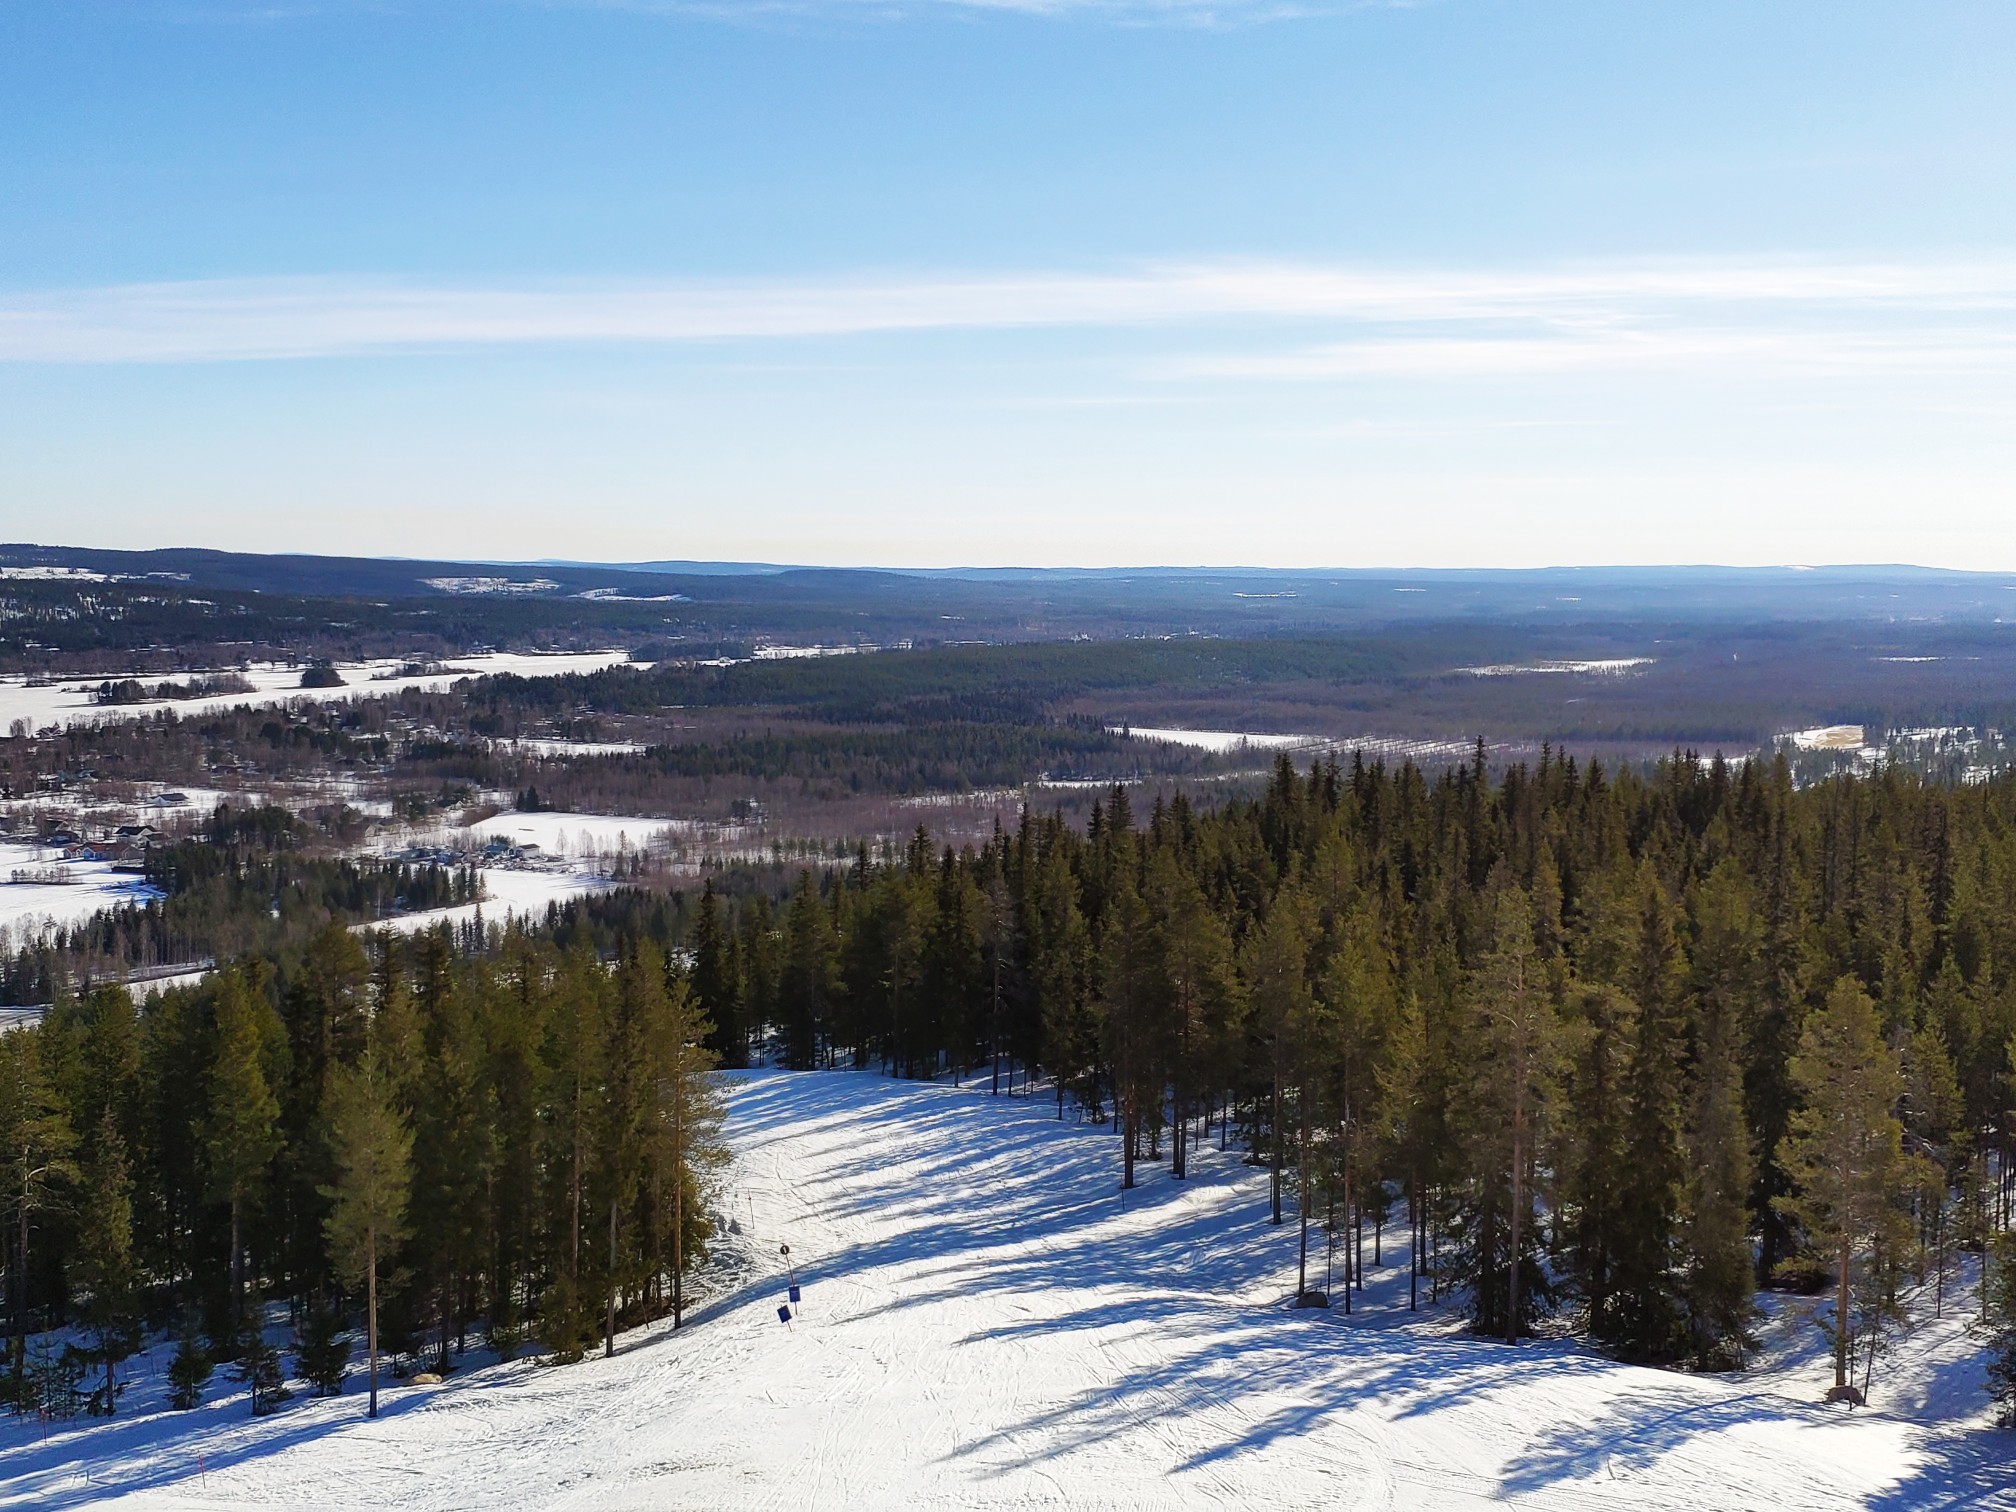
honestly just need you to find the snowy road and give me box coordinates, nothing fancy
[6,1070,2011,1510]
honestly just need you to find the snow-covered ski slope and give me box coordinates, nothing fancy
[10,1070,2013,1511]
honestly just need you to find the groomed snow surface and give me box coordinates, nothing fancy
[6,1071,2011,1510]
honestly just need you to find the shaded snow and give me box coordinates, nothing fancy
[7,1071,2010,1510]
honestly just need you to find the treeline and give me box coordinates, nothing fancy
[0,577,685,671]
[472,637,1410,725]
[537,720,1204,804]
[92,673,255,706]
[0,926,723,1419]
[681,748,2016,1390]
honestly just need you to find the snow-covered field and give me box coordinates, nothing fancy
[429,810,680,858]
[493,737,648,759]
[6,1071,2009,1510]
[0,844,162,938]
[1457,659,1656,677]
[356,864,620,937]
[1119,727,1319,753]
[0,651,634,732]
[1790,724,1868,751]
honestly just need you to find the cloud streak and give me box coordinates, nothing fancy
[4,259,2016,378]
[170,0,1401,28]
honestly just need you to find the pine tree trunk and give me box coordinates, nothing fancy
[1296,1122,1310,1298]
[12,1161,26,1370]
[1351,1164,1362,1293]
[1507,1097,1524,1346]
[367,1227,379,1419]
[1122,1090,1137,1190]
[1835,1231,1852,1389]
[1270,1074,1284,1225]
[605,1199,618,1358]
[570,1118,583,1279]
[673,1076,685,1330]
[1409,1167,1419,1312]
[230,1193,243,1328]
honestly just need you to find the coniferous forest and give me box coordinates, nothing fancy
[9,745,2016,1420]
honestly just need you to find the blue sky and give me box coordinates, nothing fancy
[2,0,2013,567]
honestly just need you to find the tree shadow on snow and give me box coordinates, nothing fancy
[725,1071,2014,1507]
[1863,1427,2016,1510]
[0,1383,434,1511]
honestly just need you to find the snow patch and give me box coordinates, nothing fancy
[1458,658,1654,677]
[1118,727,1319,753]
[1789,724,1867,750]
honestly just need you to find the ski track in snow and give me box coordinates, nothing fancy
[5,1069,2012,1510]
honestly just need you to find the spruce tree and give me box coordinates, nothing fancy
[410,968,492,1372]
[294,1303,350,1398]
[0,1025,76,1388]
[599,947,660,1356]
[1242,886,1315,1226]
[1681,860,1759,1369]
[1778,975,1911,1396]
[1150,849,1232,1179]
[690,882,745,1068]
[1983,1230,2016,1425]
[167,1325,212,1410]
[778,873,838,1070]
[1605,871,1687,1362]
[1029,830,1093,1120]
[1682,996,1755,1368]
[202,971,283,1330]
[1563,982,1636,1346]
[322,1049,413,1418]
[1099,871,1164,1191]
[655,969,726,1329]
[540,944,607,1354]
[73,1113,138,1415]
[1460,880,1561,1343]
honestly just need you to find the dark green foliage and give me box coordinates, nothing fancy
[1985,1233,2016,1425]
[234,1327,288,1415]
[294,1305,350,1397]
[167,1328,213,1410]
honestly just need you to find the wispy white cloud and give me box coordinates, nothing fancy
[163,0,1399,25]
[1159,327,2016,382]
[4,259,2016,374]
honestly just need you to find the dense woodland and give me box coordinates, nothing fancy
[0,928,723,1418]
[9,748,2016,1421]
[661,748,2016,1396]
